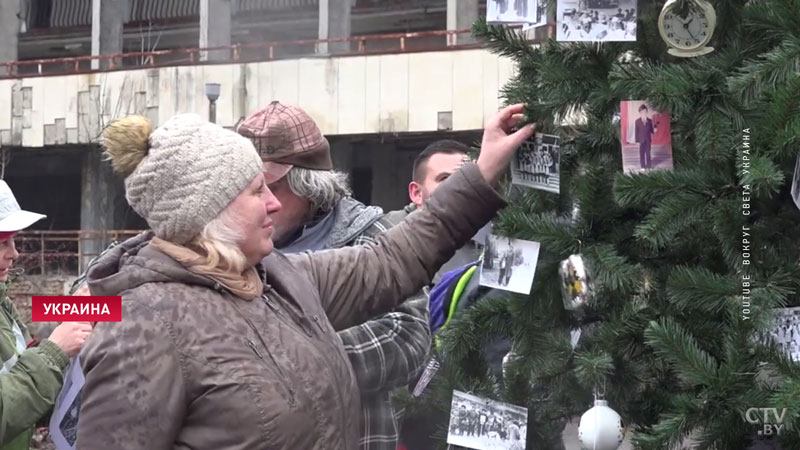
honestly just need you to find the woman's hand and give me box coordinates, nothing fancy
[72,284,91,296]
[49,322,93,357]
[476,104,536,186]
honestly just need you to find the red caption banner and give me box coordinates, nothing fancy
[31,296,122,322]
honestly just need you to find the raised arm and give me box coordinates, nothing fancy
[288,163,504,330]
[288,104,533,330]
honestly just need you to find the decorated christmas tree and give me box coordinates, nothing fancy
[400,0,800,448]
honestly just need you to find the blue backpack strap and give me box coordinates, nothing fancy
[428,265,469,333]
[429,257,482,334]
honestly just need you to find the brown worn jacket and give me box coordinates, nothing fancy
[77,164,504,450]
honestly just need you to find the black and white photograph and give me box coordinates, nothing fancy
[522,1,548,30]
[557,0,637,42]
[760,307,800,362]
[59,391,82,446]
[50,356,85,450]
[792,153,800,211]
[487,0,540,24]
[479,234,541,295]
[447,390,528,450]
[511,133,561,194]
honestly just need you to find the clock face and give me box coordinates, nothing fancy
[661,8,712,50]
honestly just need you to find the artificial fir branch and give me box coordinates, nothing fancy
[644,318,719,388]
[742,0,800,45]
[665,266,739,315]
[613,169,716,207]
[740,155,786,198]
[632,192,711,249]
[472,18,538,60]
[729,38,800,104]
[709,199,747,270]
[758,76,800,161]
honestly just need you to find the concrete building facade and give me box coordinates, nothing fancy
[0,0,525,272]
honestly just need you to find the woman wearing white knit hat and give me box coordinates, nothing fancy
[77,106,534,449]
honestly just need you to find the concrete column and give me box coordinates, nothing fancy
[80,148,127,271]
[91,0,127,70]
[447,0,478,45]
[0,0,21,68]
[319,0,352,54]
[370,142,405,211]
[200,0,232,62]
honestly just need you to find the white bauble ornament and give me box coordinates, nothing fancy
[578,399,624,450]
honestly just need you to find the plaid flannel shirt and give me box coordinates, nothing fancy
[341,214,432,450]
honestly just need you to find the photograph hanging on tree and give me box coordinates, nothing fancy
[556,0,637,41]
[620,101,673,173]
[759,307,800,362]
[791,153,800,211]
[510,133,561,193]
[479,234,540,295]
[487,0,540,24]
[522,1,548,30]
[447,390,528,450]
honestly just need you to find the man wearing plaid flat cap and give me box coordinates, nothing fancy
[238,102,431,450]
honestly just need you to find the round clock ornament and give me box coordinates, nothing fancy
[658,0,717,58]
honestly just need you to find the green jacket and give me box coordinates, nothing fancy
[0,284,69,450]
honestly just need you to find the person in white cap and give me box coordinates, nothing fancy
[0,181,93,450]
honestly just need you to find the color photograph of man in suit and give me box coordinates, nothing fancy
[634,104,657,169]
[620,100,673,173]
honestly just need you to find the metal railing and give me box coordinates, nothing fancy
[15,230,145,276]
[0,28,492,79]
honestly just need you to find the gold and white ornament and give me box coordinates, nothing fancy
[658,0,716,58]
[559,254,595,311]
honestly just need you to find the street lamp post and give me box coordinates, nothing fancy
[205,83,221,123]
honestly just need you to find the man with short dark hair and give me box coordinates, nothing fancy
[394,139,511,449]
[387,140,479,279]
[409,140,472,208]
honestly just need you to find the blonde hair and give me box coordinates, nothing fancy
[104,115,249,271]
[189,205,249,272]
